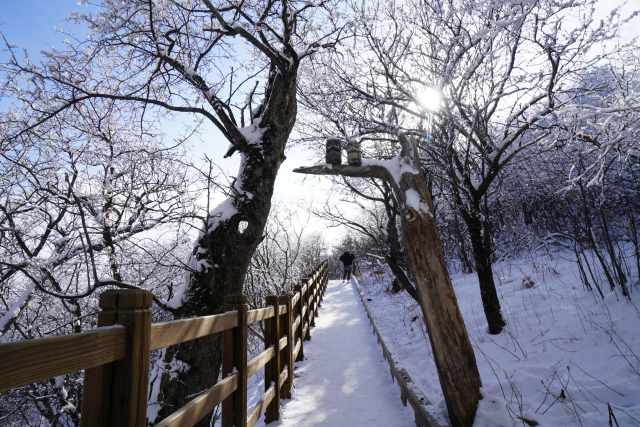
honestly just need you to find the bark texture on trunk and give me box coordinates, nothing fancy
[391,134,482,427]
[154,66,298,426]
[451,215,474,274]
[463,212,506,335]
[384,253,418,301]
[293,133,482,427]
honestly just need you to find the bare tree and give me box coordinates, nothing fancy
[244,203,312,309]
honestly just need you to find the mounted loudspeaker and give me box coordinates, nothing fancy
[325,136,342,165]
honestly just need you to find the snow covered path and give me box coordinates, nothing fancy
[258,279,417,427]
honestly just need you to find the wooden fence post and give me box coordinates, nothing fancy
[321,264,326,296]
[322,262,327,297]
[318,273,322,304]
[265,296,280,423]
[221,300,233,427]
[302,280,311,341]
[309,277,316,327]
[293,285,304,362]
[81,289,152,427]
[222,294,248,427]
[281,295,293,400]
[317,269,322,308]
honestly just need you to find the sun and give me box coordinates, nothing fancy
[417,87,442,111]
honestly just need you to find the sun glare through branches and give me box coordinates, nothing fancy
[417,87,443,111]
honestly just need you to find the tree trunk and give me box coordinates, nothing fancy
[154,66,298,426]
[384,253,418,301]
[464,212,506,335]
[392,135,482,427]
[382,185,419,301]
[452,215,474,274]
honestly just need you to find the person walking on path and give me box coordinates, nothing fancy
[339,251,356,282]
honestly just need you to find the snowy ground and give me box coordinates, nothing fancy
[357,251,640,427]
[252,279,417,427]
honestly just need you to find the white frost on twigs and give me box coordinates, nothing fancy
[0,283,36,336]
[55,376,68,401]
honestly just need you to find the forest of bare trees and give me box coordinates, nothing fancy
[1,0,639,425]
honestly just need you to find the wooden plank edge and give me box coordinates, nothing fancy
[293,339,302,362]
[246,307,275,325]
[150,312,239,351]
[247,346,275,380]
[0,326,127,393]
[395,368,442,427]
[155,372,239,427]
[246,384,276,427]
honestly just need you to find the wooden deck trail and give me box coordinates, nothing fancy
[255,279,417,427]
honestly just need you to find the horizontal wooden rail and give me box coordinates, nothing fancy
[0,326,127,392]
[246,307,274,325]
[278,336,288,351]
[293,339,302,362]
[155,372,239,427]
[247,347,276,379]
[279,368,288,387]
[150,312,238,351]
[247,384,276,427]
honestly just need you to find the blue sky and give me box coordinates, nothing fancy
[0,1,85,59]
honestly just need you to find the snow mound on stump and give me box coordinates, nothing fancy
[473,388,511,427]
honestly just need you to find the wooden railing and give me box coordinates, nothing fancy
[352,277,443,427]
[0,260,329,427]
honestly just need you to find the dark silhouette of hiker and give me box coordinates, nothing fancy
[339,251,356,282]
